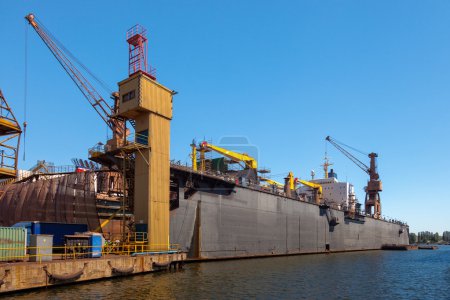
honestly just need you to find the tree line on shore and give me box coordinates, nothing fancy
[408,231,450,244]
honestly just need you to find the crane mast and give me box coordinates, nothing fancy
[325,136,382,219]
[25,13,126,148]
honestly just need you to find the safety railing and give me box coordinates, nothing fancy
[126,24,147,41]
[103,232,149,244]
[88,133,149,158]
[121,132,149,150]
[0,243,182,264]
[88,143,106,158]
[0,149,17,171]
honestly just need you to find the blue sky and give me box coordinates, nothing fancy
[1,1,449,233]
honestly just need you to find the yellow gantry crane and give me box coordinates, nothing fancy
[192,141,258,172]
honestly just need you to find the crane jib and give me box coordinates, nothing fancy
[25,13,124,138]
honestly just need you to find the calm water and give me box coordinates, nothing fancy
[9,246,450,299]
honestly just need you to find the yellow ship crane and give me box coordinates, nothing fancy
[260,172,323,203]
[296,179,323,204]
[285,171,322,204]
[260,177,283,187]
[199,141,258,170]
[295,179,322,196]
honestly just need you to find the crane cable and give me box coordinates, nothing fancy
[23,22,28,161]
[332,137,368,156]
[35,16,114,96]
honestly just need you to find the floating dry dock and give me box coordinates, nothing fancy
[0,252,186,294]
[0,12,412,294]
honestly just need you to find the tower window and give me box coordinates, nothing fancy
[122,90,136,102]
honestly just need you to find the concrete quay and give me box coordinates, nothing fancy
[0,252,186,294]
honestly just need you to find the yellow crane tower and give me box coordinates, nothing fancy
[27,13,175,250]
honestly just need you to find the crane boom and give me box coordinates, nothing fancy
[295,178,323,196]
[25,13,125,141]
[200,142,258,169]
[260,178,283,187]
[325,136,369,175]
[325,136,379,181]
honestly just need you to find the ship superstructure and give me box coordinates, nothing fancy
[296,169,358,213]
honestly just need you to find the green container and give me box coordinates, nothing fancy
[0,226,27,262]
[211,157,228,173]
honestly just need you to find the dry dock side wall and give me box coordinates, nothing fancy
[170,186,409,259]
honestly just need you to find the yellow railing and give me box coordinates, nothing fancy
[0,243,181,263]
[103,232,149,244]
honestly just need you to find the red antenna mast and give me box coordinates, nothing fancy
[126,24,156,79]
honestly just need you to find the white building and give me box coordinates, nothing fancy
[296,171,357,210]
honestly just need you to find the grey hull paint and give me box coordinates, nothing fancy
[170,185,409,259]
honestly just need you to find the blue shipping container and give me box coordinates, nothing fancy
[12,222,88,247]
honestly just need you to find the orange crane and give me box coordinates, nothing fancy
[25,13,127,150]
[325,136,382,218]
